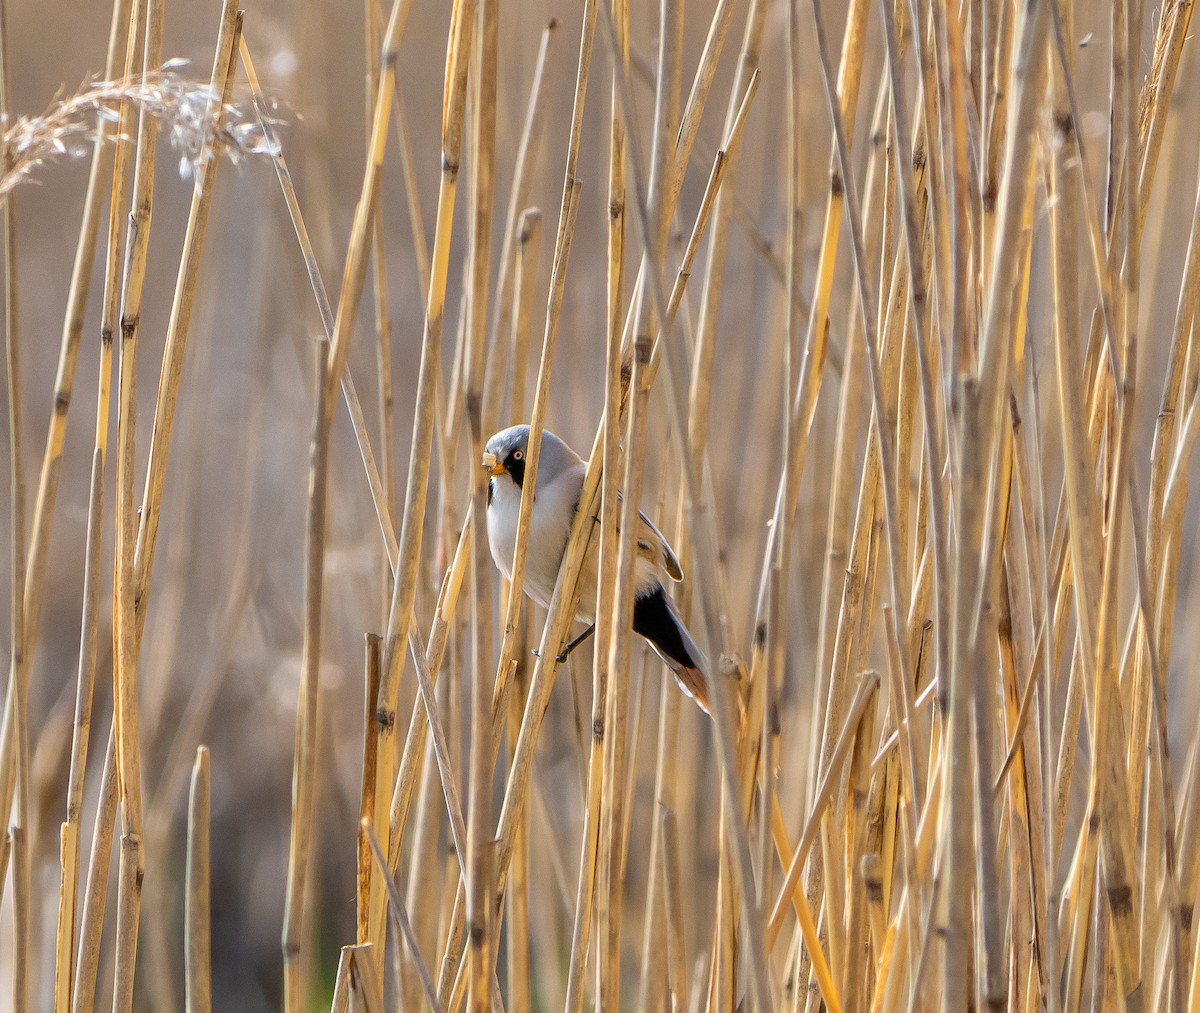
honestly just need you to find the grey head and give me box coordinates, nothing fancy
[482,425,582,491]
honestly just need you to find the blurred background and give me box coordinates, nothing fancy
[1,0,1198,1009]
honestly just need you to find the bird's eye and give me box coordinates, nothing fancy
[513,450,524,460]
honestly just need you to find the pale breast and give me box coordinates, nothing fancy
[486,464,678,626]
[486,466,583,610]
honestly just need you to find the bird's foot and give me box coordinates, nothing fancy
[531,624,597,666]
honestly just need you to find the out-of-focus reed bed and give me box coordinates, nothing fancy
[2,0,1200,1009]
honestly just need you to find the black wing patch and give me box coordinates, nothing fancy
[632,586,698,670]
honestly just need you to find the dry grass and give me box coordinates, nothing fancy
[2,0,1200,1009]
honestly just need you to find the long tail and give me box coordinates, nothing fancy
[632,585,711,714]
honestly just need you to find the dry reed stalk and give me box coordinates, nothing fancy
[658,807,688,1012]
[470,56,752,1002]
[132,0,240,619]
[687,0,768,463]
[6,0,1200,1007]
[1144,123,1200,1000]
[445,164,585,1013]
[391,518,473,1002]
[44,15,126,1009]
[598,0,678,1003]
[184,747,211,1013]
[768,672,881,945]
[873,0,964,1000]
[53,447,104,1013]
[495,206,540,1013]
[432,4,599,1003]
[330,943,385,1013]
[839,678,878,1008]
[72,723,118,1013]
[33,0,150,999]
[278,0,421,1000]
[565,0,624,1000]
[368,1,469,984]
[20,0,130,697]
[385,513,471,868]
[802,10,935,1007]
[391,82,431,301]
[363,2,395,628]
[239,37,399,571]
[480,19,554,438]
[404,700,449,1010]
[357,635,383,946]
[109,1,166,1005]
[409,625,469,876]
[763,0,869,988]
[599,3,773,1005]
[28,0,136,973]
[505,208,541,425]
[463,5,498,1007]
[9,825,26,1011]
[483,151,580,1002]
[0,0,29,1005]
[365,822,441,1011]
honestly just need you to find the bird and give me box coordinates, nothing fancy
[482,424,710,713]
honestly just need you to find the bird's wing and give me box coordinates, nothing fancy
[607,489,685,581]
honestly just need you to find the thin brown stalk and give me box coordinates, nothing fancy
[239,37,400,572]
[357,636,383,946]
[184,748,211,1013]
[366,823,442,1012]
[10,825,27,1012]
[480,19,555,437]
[660,807,688,1013]
[385,513,472,868]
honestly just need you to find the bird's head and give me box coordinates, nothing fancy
[482,425,582,494]
[482,425,531,489]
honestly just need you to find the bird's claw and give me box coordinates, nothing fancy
[530,646,572,665]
